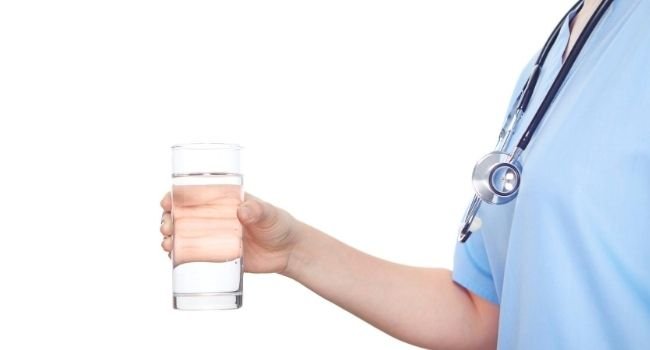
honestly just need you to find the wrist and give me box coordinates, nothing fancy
[281,220,315,279]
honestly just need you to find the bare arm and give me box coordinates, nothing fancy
[284,221,499,349]
[160,194,499,349]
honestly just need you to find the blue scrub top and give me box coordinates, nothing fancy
[452,0,650,349]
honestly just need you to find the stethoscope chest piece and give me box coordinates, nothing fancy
[472,151,522,205]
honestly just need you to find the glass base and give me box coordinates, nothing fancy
[174,292,242,310]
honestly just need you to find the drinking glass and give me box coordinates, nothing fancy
[171,143,243,310]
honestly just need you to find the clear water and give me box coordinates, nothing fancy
[171,173,243,301]
[173,258,242,295]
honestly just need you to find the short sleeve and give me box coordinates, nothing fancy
[452,228,499,304]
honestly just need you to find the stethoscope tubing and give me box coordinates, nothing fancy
[458,0,614,243]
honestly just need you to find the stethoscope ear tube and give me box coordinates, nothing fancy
[516,0,614,151]
[519,66,541,112]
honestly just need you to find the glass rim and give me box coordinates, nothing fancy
[171,142,242,150]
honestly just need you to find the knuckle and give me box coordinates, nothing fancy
[258,206,280,230]
[162,237,172,251]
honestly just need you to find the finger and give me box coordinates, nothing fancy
[160,192,171,212]
[237,195,279,230]
[173,185,240,207]
[160,212,173,237]
[161,236,173,252]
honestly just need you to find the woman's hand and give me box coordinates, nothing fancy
[160,192,299,274]
[160,191,498,349]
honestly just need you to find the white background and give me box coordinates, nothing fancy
[1,1,570,349]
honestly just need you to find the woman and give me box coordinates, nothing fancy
[160,0,650,348]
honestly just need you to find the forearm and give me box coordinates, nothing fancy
[283,221,497,350]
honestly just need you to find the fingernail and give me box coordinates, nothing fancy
[239,205,252,222]
[160,213,165,225]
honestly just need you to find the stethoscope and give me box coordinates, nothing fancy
[458,0,614,243]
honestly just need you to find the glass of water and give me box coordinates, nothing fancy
[171,143,243,310]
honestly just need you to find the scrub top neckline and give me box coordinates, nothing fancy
[556,6,581,67]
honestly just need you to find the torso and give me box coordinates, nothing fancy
[455,1,650,348]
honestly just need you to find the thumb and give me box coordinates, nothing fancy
[237,196,279,230]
